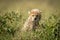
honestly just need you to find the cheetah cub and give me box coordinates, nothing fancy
[21,9,42,32]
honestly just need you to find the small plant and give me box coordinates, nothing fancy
[0,11,22,35]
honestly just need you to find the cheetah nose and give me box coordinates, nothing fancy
[34,17,37,20]
[34,15,38,20]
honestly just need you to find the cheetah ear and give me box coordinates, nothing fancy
[28,11,30,14]
[40,10,42,13]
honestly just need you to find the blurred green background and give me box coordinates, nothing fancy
[0,0,60,40]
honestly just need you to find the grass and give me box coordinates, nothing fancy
[0,10,59,40]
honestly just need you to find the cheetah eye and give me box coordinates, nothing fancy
[36,15,38,17]
[32,15,34,16]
